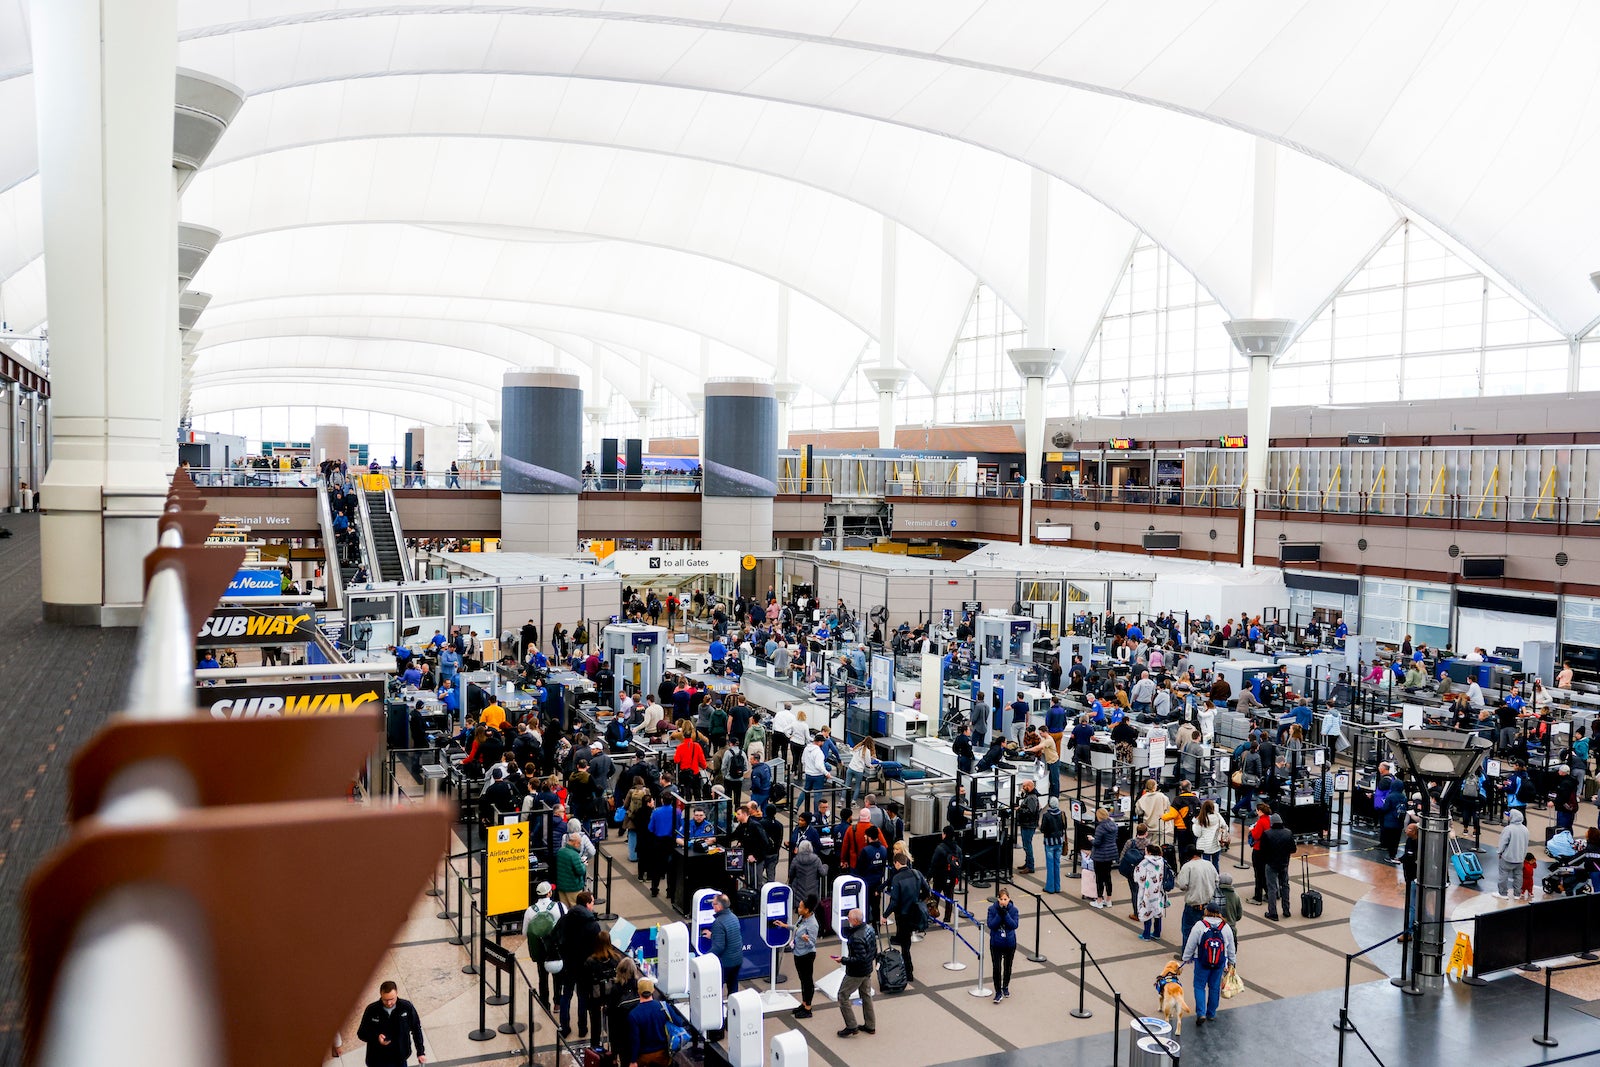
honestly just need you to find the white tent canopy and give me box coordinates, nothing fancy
[4,1,1598,430]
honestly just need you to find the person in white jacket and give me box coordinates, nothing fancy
[1192,799,1228,868]
[1497,809,1529,898]
[1136,779,1172,848]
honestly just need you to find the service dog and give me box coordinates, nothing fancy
[1154,959,1194,1037]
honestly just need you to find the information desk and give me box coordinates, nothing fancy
[666,842,737,915]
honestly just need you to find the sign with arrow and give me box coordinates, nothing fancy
[487,822,529,915]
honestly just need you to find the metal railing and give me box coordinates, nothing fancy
[1032,483,1244,508]
[38,531,222,1067]
[1257,490,1600,523]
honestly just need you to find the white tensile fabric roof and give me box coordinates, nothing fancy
[3,1,1599,419]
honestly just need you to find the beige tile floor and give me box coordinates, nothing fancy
[325,805,1468,1067]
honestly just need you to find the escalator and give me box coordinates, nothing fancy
[314,483,348,609]
[362,487,410,583]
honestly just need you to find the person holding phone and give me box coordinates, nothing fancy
[356,981,427,1065]
[774,896,819,1018]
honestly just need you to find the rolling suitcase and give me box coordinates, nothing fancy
[1081,851,1098,900]
[1299,856,1323,919]
[1449,834,1483,886]
[877,947,908,993]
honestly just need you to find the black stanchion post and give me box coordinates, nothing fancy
[1025,892,1047,964]
[597,854,618,922]
[1234,810,1251,870]
[438,857,457,920]
[463,895,479,975]
[450,877,469,946]
[526,986,536,1067]
[498,959,526,1035]
[1070,941,1092,1019]
[1111,991,1123,1067]
[470,891,494,1040]
[1333,952,1356,1032]
[1534,965,1559,1047]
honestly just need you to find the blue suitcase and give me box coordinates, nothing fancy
[1450,835,1483,886]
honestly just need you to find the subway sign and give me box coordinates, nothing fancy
[199,679,384,720]
[196,606,320,645]
[1219,434,1248,449]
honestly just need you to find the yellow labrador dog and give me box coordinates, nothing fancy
[1154,960,1194,1037]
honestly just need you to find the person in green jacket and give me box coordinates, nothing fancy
[556,832,588,906]
[1216,871,1244,937]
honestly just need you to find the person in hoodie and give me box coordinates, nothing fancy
[1498,808,1530,899]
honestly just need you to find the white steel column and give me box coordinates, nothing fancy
[33,0,180,624]
[862,218,910,449]
[1225,140,1296,571]
[773,285,799,452]
[1007,172,1065,547]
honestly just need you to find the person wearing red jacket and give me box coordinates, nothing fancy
[674,731,708,800]
[839,809,873,871]
[1247,801,1273,905]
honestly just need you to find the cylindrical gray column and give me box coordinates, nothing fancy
[501,368,582,553]
[701,377,776,550]
[404,426,426,472]
[311,424,349,467]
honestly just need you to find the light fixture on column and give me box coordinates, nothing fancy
[1223,319,1296,359]
[177,224,220,292]
[861,367,910,449]
[1381,728,1491,994]
[1589,271,1600,292]
[178,291,211,332]
[173,70,245,190]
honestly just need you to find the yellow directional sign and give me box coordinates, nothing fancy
[486,822,529,915]
[741,554,757,571]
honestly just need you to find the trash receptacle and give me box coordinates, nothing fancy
[1128,1034,1180,1067]
[908,791,937,836]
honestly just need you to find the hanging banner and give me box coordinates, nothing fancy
[198,678,384,719]
[196,606,320,646]
[225,569,282,597]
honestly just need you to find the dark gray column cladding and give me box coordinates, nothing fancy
[502,369,582,494]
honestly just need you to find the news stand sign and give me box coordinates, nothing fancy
[196,606,320,646]
[198,678,384,720]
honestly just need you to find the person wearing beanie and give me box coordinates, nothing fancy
[628,978,672,1067]
[1041,796,1068,894]
[1259,812,1297,921]
[1215,871,1244,935]
[1497,808,1530,898]
[1181,899,1236,1025]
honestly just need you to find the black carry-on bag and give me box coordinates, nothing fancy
[1299,855,1323,919]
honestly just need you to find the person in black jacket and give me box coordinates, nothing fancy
[930,827,963,924]
[884,854,926,984]
[356,981,427,1066]
[952,723,975,776]
[552,893,602,1037]
[1259,813,1298,921]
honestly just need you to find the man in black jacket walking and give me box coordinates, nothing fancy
[356,981,427,1066]
[1259,812,1298,921]
[884,854,926,984]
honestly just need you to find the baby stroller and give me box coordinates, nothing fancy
[1542,859,1595,896]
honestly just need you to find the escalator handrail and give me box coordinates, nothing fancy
[381,485,413,582]
[315,483,346,611]
[354,487,386,582]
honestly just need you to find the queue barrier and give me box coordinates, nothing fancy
[925,888,990,997]
[1469,894,1600,981]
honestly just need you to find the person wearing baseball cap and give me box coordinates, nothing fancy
[628,978,671,1067]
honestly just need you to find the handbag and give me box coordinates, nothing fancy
[665,1019,692,1053]
[614,806,627,824]
[1221,963,1245,999]
[1229,771,1242,788]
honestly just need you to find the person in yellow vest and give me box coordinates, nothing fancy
[481,699,507,731]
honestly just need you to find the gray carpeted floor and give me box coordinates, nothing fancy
[0,513,139,1061]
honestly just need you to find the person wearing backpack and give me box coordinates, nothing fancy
[1041,796,1067,894]
[1181,899,1236,1025]
[931,827,964,922]
[522,881,567,1008]
[885,853,928,985]
[720,741,748,807]
[748,751,773,811]
[1013,779,1042,875]
[708,702,730,753]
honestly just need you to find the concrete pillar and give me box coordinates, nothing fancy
[583,404,610,466]
[33,0,179,624]
[1227,139,1295,569]
[686,392,705,465]
[862,219,911,448]
[701,378,776,550]
[501,368,582,552]
[1008,348,1066,546]
[311,424,350,467]
[772,382,799,454]
[1225,319,1294,566]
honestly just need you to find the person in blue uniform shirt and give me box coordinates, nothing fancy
[1335,618,1348,644]
[429,629,447,650]
[438,679,461,715]
[401,662,424,688]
